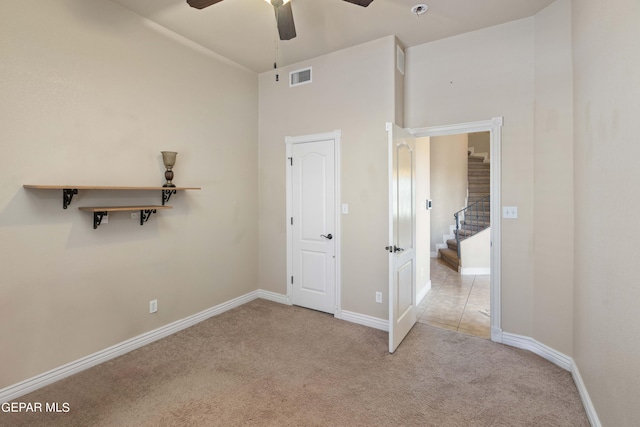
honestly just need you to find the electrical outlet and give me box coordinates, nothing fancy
[149,299,158,314]
[131,212,140,219]
[375,292,382,304]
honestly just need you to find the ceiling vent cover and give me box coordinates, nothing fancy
[290,67,312,87]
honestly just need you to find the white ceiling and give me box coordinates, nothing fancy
[110,0,555,73]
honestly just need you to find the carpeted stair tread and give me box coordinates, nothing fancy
[468,167,489,173]
[439,248,459,270]
[468,155,485,162]
[460,220,490,229]
[468,162,490,168]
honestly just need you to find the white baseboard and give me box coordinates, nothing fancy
[491,327,503,343]
[417,280,431,304]
[255,290,388,334]
[460,267,490,275]
[0,290,260,404]
[571,359,602,427]
[491,332,602,425]
[256,289,290,305]
[430,251,438,258]
[3,293,599,427]
[340,310,388,332]
[501,332,572,371]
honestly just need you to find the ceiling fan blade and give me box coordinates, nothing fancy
[342,0,374,6]
[186,0,224,10]
[274,2,296,41]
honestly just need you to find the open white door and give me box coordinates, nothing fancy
[387,123,417,353]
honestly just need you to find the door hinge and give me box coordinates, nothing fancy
[291,217,293,225]
[288,157,293,166]
[291,276,294,284]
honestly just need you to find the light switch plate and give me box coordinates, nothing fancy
[503,206,518,219]
[342,204,349,214]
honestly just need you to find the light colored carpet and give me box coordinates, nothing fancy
[3,299,589,426]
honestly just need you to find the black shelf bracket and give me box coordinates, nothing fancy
[140,209,157,225]
[63,189,78,209]
[93,211,107,229]
[162,189,177,206]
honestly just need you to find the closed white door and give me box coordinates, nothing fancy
[388,123,417,353]
[290,139,336,314]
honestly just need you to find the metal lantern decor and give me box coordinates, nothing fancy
[161,151,178,187]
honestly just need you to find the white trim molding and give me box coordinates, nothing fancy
[255,289,387,334]
[340,310,389,332]
[501,332,601,426]
[460,267,491,275]
[571,360,602,427]
[1,288,601,427]
[501,332,572,370]
[409,117,503,342]
[256,290,291,305]
[0,291,260,404]
[417,280,431,304]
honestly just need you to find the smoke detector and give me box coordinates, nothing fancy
[411,4,428,16]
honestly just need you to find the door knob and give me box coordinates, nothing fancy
[393,246,404,253]
[321,234,333,240]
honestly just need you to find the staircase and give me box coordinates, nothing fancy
[439,153,491,271]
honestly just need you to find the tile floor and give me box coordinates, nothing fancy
[416,258,491,339]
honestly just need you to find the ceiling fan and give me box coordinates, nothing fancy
[186,0,374,41]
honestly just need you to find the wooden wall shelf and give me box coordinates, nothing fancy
[79,205,172,229]
[23,185,201,209]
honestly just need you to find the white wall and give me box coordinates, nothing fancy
[460,228,490,272]
[415,137,431,298]
[0,0,258,388]
[572,0,640,424]
[429,135,468,254]
[258,36,399,319]
[406,19,536,336]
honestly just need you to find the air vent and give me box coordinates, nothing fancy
[290,67,312,87]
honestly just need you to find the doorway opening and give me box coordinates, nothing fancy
[419,132,491,338]
[410,118,502,343]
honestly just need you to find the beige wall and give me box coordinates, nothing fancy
[533,0,574,357]
[0,0,258,388]
[468,132,490,158]
[406,19,536,336]
[258,36,399,319]
[429,135,468,254]
[573,0,640,424]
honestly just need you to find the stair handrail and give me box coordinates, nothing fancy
[453,195,490,259]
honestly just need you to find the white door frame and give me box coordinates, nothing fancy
[409,117,503,342]
[285,130,342,316]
